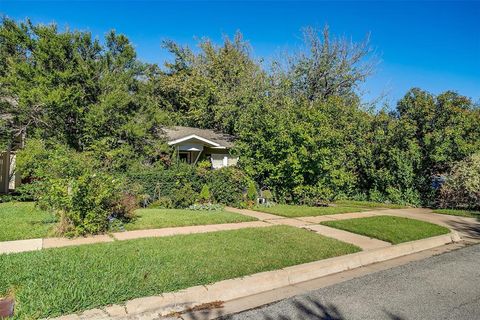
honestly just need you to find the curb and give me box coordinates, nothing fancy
[51,232,460,319]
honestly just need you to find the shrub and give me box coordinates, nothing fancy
[170,183,198,208]
[292,184,334,206]
[16,140,137,236]
[149,196,174,209]
[437,153,480,210]
[126,163,201,203]
[206,167,251,206]
[198,185,211,203]
[261,189,273,202]
[246,180,258,201]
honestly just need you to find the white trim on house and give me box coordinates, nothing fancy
[167,135,221,147]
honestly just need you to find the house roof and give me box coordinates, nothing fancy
[162,126,235,148]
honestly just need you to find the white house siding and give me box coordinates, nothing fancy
[211,154,238,169]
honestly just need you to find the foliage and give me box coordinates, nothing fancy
[148,196,173,209]
[198,184,211,203]
[0,18,170,171]
[126,163,200,205]
[205,166,252,206]
[437,152,480,210]
[169,183,198,208]
[3,18,480,214]
[16,140,137,236]
[260,189,273,201]
[246,180,258,201]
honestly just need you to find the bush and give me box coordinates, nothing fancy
[292,184,334,206]
[149,196,173,209]
[437,153,480,210]
[206,167,252,206]
[126,163,201,204]
[16,140,137,236]
[246,180,258,201]
[170,183,198,208]
[198,185,211,203]
[261,189,273,202]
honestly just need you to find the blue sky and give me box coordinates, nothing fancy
[1,1,479,105]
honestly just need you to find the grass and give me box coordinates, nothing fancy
[124,208,256,231]
[433,208,480,219]
[0,202,57,241]
[0,226,360,319]
[253,204,366,218]
[333,200,408,209]
[321,216,450,244]
[0,204,255,241]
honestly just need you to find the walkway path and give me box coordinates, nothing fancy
[0,221,270,254]
[306,224,391,250]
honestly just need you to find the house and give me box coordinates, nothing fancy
[163,126,238,169]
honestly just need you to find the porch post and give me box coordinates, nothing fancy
[0,148,11,194]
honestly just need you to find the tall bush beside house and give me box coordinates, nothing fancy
[206,167,251,206]
[17,140,137,236]
[437,153,480,210]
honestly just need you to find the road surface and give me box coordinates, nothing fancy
[225,244,480,320]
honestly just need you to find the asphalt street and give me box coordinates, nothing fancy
[225,244,480,320]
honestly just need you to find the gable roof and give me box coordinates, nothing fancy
[162,126,235,148]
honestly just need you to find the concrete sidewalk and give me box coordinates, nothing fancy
[0,221,271,254]
[305,224,391,250]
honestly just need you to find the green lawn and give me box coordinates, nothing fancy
[0,226,360,319]
[433,208,480,219]
[254,204,366,218]
[0,204,255,241]
[125,208,256,231]
[321,216,450,244]
[333,200,408,209]
[0,202,57,241]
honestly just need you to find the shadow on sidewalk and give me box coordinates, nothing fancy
[447,219,480,238]
[176,297,405,320]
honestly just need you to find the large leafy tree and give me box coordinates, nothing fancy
[158,32,267,134]
[0,18,169,170]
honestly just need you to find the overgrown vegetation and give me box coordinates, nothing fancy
[437,152,480,210]
[0,226,360,319]
[1,19,479,235]
[16,140,137,236]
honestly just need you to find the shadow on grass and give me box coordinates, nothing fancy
[176,297,405,320]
